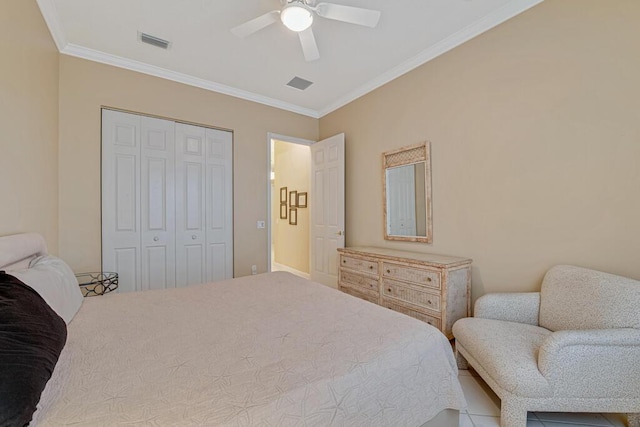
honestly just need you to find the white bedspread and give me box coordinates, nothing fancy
[34,272,466,426]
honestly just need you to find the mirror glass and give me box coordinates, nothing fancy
[385,163,427,237]
[383,142,432,243]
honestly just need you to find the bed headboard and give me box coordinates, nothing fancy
[0,233,48,271]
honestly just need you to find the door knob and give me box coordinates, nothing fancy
[192,235,197,240]
[153,236,159,242]
[337,230,344,236]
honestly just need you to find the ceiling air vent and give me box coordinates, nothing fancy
[139,32,171,50]
[286,76,314,91]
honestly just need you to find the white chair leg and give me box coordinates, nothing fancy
[500,400,527,427]
[627,413,640,427]
[455,349,469,370]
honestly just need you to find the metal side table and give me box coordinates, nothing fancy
[75,272,118,297]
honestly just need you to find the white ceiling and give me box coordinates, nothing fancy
[37,0,542,118]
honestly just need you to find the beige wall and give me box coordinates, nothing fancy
[7,0,639,295]
[58,56,318,276]
[272,140,310,273]
[0,0,59,252]
[320,0,640,300]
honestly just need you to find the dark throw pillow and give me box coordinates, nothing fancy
[0,271,67,427]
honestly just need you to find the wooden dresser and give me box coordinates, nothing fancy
[337,247,472,339]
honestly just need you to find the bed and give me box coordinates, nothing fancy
[0,233,466,426]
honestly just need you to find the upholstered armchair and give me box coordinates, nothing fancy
[453,265,640,427]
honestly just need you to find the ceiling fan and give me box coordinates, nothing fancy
[231,0,381,62]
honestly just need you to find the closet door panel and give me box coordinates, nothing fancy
[141,116,176,290]
[114,248,138,292]
[185,244,204,286]
[185,162,203,230]
[208,243,226,282]
[205,128,233,282]
[175,123,207,287]
[102,110,142,293]
[145,246,168,290]
[115,155,137,232]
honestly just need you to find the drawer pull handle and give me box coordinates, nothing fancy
[387,288,392,293]
[343,260,346,263]
[428,300,432,304]
[427,277,432,282]
[369,265,373,269]
[386,269,391,273]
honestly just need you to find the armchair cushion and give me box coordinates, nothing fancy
[474,292,540,325]
[452,318,552,397]
[539,265,640,332]
[538,328,640,399]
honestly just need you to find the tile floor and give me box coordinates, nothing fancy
[458,368,629,427]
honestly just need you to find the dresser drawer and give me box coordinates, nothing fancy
[382,278,440,312]
[340,285,378,304]
[381,298,441,329]
[340,270,378,293]
[340,255,378,274]
[382,262,440,289]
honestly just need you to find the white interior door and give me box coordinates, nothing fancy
[175,123,207,287]
[102,110,142,293]
[140,116,176,290]
[310,133,345,288]
[205,128,233,282]
[104,110,233,292]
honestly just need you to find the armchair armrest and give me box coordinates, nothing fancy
[538,328,640,398]
[473,292,540,325]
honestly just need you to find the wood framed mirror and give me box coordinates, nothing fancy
[382,142,432,243]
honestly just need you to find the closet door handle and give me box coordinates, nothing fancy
[192,235,197,240]
[153,236,159,242]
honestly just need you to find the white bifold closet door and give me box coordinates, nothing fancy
[175,123,233,287]
[102,109,233,293]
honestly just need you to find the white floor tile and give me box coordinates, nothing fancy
[534,412,613,426]
[469,414,500,427]
[458,375,500,417]
[459,412,475,427]
[602,413,626,427]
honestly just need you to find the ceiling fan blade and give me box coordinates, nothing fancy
[314,3,381,28]
[230,10,280,38]
[298,28,320,62]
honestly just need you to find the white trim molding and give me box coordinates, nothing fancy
[318,0,544,117]
[61,44,320,118]
[36,0,542,119]
[36,0,67,51]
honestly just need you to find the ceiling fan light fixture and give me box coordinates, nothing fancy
[281,3,314,32]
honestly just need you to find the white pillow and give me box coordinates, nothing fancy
[12,255,84,324]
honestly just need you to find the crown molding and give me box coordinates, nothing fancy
[37,0,542,120]
[60,44,320,118]
[317,0,544,117]
[36,0,67,51]
[35,0,320,118]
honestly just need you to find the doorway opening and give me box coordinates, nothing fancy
[267,134,314,279]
